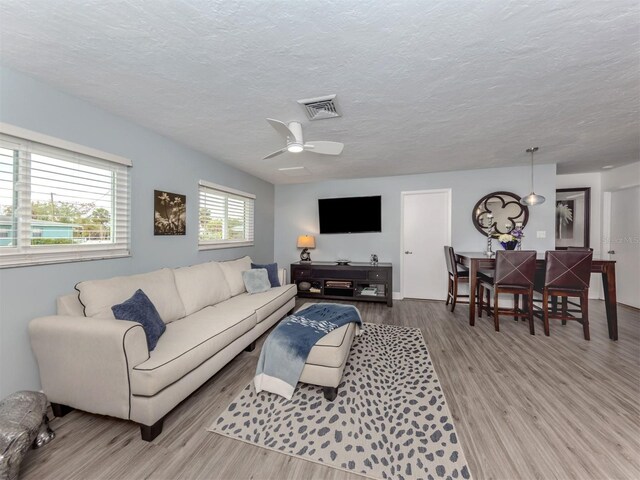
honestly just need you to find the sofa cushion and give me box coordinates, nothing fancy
[130,306,256,396]
[173,262,232,315]
[112,289,166,351]
[242,269,271,294]
[76,268,186,324]
[221,284,297,323]
[219,256,252,296]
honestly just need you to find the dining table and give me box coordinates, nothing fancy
[456,252,618,341]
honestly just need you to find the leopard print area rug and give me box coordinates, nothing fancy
[208,323,472,480]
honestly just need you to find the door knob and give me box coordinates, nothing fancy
[405,251,413,254]
[608,250,615,254]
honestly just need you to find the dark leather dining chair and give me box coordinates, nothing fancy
[536,250,593,340]
[478,250,537,334]
[560,247,593,311]
[444,246,471,312]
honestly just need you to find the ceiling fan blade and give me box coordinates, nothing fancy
[266,118,294,140]
[263,147,288,160]
[304,141,344,155]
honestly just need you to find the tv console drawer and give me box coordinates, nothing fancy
[368,270,387,281]
[292,268,311,279]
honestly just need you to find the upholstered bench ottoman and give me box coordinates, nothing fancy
[296,303,359,401]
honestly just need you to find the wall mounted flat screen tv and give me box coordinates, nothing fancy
[318,195,382,234]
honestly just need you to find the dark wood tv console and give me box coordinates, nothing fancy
[291,261,393,307]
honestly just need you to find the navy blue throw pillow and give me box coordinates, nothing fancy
[112,289,166,351]
[251,262,280,287]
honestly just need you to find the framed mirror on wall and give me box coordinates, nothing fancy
[472,191,529,236]
[555,187,590,249]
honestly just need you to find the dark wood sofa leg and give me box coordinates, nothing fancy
[244,340,256,352]
[51,402,73,417]
[140,419,164,442]
[323,386,338,401]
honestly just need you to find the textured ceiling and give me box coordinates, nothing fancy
[0,0,638,184]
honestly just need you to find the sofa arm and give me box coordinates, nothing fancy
[278,267,288,285]
[29,315,148,420]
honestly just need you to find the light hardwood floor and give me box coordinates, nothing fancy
[21,299,640,480]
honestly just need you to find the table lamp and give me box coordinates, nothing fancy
[297,235,315,262]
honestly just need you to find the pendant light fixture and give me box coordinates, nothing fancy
[520,146,546,206]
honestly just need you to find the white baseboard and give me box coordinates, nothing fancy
[393,291,403,300]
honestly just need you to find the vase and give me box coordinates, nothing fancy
[500,240,518,250]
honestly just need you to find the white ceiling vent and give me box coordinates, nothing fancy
[297,94,341,121]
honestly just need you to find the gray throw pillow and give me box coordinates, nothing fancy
[242,268,271,294]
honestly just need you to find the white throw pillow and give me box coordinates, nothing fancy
[76,268,186,323]
[174,262,232,315]
[219,256,252,296]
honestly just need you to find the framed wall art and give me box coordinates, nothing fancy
[555,187,590,249]
[154,190,186,235]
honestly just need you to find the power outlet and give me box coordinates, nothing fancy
[536,231,546,239]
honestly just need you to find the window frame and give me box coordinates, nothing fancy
[198,180,255,250]
[0,123,132,268]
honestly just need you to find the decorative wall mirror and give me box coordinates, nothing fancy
[555,187,590,249]
[472,191,529,236]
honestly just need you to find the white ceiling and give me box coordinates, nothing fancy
[0,1,638,184]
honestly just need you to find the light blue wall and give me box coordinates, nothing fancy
[0,66,275,396]
[275,164,557,292]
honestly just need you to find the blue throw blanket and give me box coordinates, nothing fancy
[254,303,362,399]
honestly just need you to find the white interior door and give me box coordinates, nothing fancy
[608,186,640,308]
[402,190,451,300]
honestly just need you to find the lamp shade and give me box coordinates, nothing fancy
[520,192,546,206]
[297,235,316,249]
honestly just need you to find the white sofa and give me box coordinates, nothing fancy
[29,256,296,441]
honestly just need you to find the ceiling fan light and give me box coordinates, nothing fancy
[520,193,546,206]
[287,143,304,153]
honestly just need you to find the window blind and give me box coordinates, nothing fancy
[198,180,255,249]
[0,131,131,267]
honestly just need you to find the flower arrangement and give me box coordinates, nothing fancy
[498,226,524,250]
[511,225,525,241]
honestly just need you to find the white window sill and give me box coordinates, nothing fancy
[199,241,254,251]
[0,250,131,269]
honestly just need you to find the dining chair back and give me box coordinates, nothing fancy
[544,250,593,290]
[444,246,470,312]
[478,250,536,334]
[548,248,593,317]
[495,250,537,287]
[538,250,593,340]
[444,246,457,277]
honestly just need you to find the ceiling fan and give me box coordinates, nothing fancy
[263,118,344,160]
